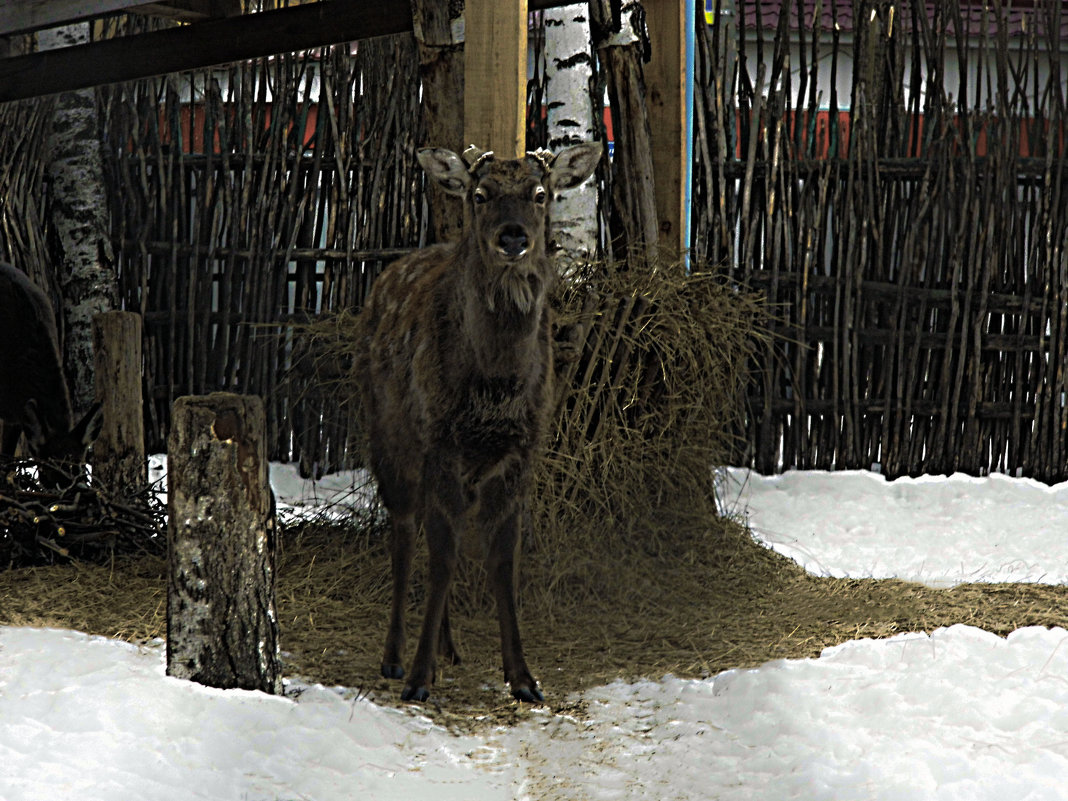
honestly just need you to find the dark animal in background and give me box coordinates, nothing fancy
[359,142,602,702]
[0,262,101,473]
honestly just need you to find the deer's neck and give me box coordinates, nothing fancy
[455,247,547,381]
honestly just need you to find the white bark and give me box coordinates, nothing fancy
[544,4,599,274]
[39,24,117,413]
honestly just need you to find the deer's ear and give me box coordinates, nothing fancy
[417,148,471,197]
[547,142,602,193]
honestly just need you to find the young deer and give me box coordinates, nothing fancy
[0,262,102,477]
[359,142,601,703]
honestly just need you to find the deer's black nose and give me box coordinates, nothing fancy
[498,226,529,258]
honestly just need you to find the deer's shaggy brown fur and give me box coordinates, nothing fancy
[357,143,601,702]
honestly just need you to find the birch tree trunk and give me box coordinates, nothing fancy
[38,25,117,414]
[167,393,281,694]
[544,4,599,274]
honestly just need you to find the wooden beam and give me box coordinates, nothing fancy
[0,0,578,103]
[463,0,527,158]
[1,0,576,38]
[0,0,153,36]
[0,0,412,102]
[644,0,688,258]
[2,1,243,37]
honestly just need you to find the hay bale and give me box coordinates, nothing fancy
[527,262,764,612]
[543,264,761,526]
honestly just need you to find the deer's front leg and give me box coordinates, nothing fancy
[402,460,463,702]
[481,466,543,703]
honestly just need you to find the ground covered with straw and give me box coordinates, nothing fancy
[3,264,1068,729]
[4,510,1068,732]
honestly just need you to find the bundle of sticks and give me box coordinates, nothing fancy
[0,458,166,567]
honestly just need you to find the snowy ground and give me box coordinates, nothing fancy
[5,464,1068,800]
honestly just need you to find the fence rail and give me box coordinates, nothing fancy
[101,29,425,472]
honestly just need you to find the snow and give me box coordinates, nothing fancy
[6,465,1068,800]
[718,467,1068,587]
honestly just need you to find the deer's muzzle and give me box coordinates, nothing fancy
[495,225,530,260]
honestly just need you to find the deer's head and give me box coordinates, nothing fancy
[417,142,602,314]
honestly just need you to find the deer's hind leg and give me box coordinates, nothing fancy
[481,462,542,703]
[374,449,419,682]
[381,510,416,680]
[439,596,461,666]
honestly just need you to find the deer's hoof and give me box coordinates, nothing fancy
[381,663,405,680]
[510,683,545,704]
[401,684,430,702]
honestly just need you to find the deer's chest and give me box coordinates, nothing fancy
[453,373,532,445]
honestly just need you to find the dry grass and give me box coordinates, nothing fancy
[3,263,1068,731]
[4,512,1068,733]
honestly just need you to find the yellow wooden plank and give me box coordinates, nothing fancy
[644,0,688,257]
[463,0,527,158]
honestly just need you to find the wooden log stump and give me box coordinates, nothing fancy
[91,311,146,492]
[166,392,281,694]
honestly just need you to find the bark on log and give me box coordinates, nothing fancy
[545,3,599,272]
[411,0,465,244]
[166,392,281,694]
[91,311,146,493]
[590,0,659,267]
[40,24,117,413]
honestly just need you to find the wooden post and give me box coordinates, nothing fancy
[463,0,527,158]
[91,311,146,492]
[412,0,466,243]
[590,0,659,266]
[645,0,688,259]
[166,392,281,694]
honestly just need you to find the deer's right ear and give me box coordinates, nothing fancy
[417,148,471,197]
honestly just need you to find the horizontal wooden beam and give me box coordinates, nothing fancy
[0,0,576,103]
[0,1,410,102]
[0,0,241,36]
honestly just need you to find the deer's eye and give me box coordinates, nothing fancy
[473,187,489,205]
[533,186,548,205]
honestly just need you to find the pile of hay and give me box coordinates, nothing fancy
[293,259,764,610]
[526,261,763,615]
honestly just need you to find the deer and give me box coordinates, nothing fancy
[0,261,102,482]
[357,141,602,703]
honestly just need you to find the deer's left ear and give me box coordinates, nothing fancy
[417,148,471,197]
[547,142,602,193]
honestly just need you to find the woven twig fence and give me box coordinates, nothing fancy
[694,0,1068,482]
[0,97,60,311]
[102,30,424,473]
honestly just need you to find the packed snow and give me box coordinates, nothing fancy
[5,464,1068,800]
[720,467,1068,587]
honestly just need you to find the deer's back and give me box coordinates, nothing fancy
[0,262,72,430]
[359,246,456,464]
